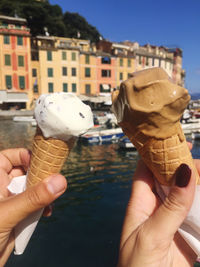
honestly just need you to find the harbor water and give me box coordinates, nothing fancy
[1,120,200,267]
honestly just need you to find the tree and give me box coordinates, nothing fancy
[0,0,102,42]
[63,12,101,42]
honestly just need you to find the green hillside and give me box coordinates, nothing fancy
[0,0,101,42]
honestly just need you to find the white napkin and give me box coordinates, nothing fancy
[8,176,200,256]
[7,175,43,255]
[156,181,200,257]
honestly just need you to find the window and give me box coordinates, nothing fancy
[19,76,25,89]
[85,68,90,77]
[128,59,131,67]
[101,69,111,77]
[31,51,39,61]
[47,51,52,61]
[5,55,11,66]
[48,82,54,93]
[4,35,10,44]
[15,24,21,29]
[62,67,67,76]
[72,68,76,76]
[120,58,123,67]
[32,69,37,77]
[152,58,155,66]
[5,75,12,89]
[100,84,110,93]
[72,52,76,61]
[18,55,24,67]
[72,83,76,92]
[63,83,68,92]
[101,57,111,64]
[85,84,91,95]
[128,73,132,79]
[85,55,90,64]
[47,68,53,77]
[62,51,67,60]
[119,72,123,80]
[33,84,38,93]
[17,36,23,46]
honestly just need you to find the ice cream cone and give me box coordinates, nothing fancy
[27,127,75,188]
[112,67,200,186]
[124,123,199,185]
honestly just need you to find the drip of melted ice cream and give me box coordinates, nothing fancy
[34,92,94,141]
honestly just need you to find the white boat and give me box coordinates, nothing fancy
[118,136,136,150]
[181,119,200,134]
[80,126,124,144]
[13,116,36,123]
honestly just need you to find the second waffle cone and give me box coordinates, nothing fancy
[125,123,199,186]
[26,127,75,188]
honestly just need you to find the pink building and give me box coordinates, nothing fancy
[96,53,117,94]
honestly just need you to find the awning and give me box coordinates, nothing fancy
[0,91,28,103]
[102,84,110,90]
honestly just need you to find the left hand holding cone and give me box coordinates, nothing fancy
[0,148,67,266]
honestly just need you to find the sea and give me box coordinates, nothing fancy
[1,120,200,267]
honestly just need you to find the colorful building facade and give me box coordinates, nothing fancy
[0,15,31,109]
[0,15,185,110]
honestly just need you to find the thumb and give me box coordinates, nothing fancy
[146,164,196,240]
[0,174,67,228]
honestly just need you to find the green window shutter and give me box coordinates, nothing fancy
[18,56,24,67]
[47,51,52,61]
[47,68,53,77]
[128,59,131,67]
[5,55,11,66]
[72,68,76,76]
[120,58,123,66]
[4,35,10,44]
[48,82,54,93]
[85,68,90,77]
[85,84,91,94]
[72,83,76,92]
[62,67,67,76]
[120,72,123,80]
[63,83,68,92]
[72,52,76,61]
[85,55,90,64]
[19,76,25,89]
[17,36,23,45]
[62,51,67,60]
[32,68,37,77]
[5,75,12,89]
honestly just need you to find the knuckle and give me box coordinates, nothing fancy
[164,190,187,215]
[25,185,48,208]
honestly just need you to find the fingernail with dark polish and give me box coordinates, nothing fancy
[175,164,191,187]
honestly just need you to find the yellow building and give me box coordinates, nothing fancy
[30,36,82,106]
[0,15,32,109]
[80,51,97,95]
[111,43,135,88]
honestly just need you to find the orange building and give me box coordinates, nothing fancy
[0,15,31,109]
[96,53,117,94]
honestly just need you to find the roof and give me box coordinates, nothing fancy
[0,15,27,24]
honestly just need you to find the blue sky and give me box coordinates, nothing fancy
[50,0,200,94]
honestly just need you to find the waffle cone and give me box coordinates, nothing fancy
[26,127,75,188]
[124,123,199,186]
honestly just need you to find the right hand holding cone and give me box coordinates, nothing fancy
[118,160,198,267]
